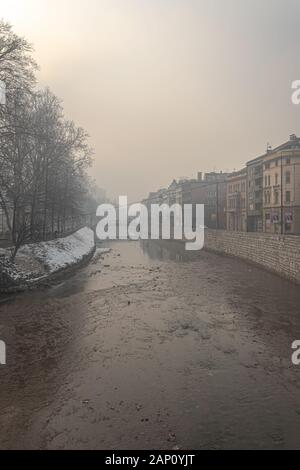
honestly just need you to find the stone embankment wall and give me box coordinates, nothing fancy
[204,229,300,284]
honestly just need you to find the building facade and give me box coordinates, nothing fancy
[143,172,228,234]
[226,168,247,232]
[191,172,228,229]
[263,134,300,234]
[143,135,300,236]
[247,155,263,232]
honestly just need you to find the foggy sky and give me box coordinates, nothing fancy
[2,0,300,202]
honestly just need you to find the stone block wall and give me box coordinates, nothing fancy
[204,230,300,284]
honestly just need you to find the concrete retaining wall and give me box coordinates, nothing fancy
[204,229,300,284]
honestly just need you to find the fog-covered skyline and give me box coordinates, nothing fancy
[2,0,300,201]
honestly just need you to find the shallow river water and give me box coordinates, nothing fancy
[0,240,300,449]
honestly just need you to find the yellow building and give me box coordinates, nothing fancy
[263,134,300,234]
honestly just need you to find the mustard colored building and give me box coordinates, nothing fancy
[263,134,300,234]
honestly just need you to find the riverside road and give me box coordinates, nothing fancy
[0,240,300,449]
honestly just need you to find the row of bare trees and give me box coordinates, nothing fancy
[0,20,94,259]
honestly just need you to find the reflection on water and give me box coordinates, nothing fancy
[99,239,198,264]
[140,239,198,262]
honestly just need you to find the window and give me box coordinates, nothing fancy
[265,175,268,187]
[275,159,278,167]
[274,190,279,205]
[268,175,271,186]
[265,191,271,204]
[286,191,291,203]
[275,173,278,185]
[286,157,291,165]
[285,222,292,232]
[286,171,291,184]
[265,162,270,170]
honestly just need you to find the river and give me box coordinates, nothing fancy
[0,240,300,449]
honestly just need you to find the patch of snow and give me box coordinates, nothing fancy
[0,228,96,290]
[19,227,95,273]
[95,248,111,255]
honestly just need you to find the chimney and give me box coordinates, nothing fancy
[197,172,203,181]
[266,142,272,153]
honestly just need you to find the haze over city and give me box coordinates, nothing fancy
[1,0,300,456]
[2,0,300,201]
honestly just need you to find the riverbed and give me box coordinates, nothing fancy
[0,240,300,449]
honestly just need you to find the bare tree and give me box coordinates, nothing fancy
[0,21,94,260]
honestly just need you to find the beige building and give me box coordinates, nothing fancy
[247,155,263,232]
[263,134,300,234]
[226,168,247,232]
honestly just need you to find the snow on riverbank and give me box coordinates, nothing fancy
[0,227,96,290]
[19,227,95,273]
